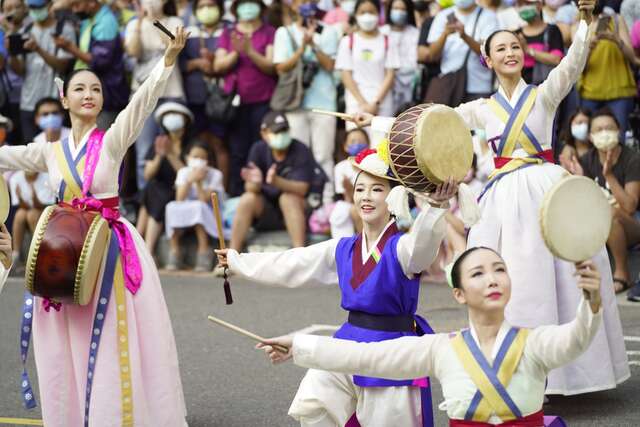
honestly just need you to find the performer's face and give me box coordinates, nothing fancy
[452,248,511,312]
[353,172,391,226]
[63,71,104,120]
[485,32,524,78]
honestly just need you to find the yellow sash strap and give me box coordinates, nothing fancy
[0,418,43,426]
[114,257,134,426]
[52,141,85,200]
[451,328,530,422]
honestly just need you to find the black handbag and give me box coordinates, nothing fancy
[205,78,239,124]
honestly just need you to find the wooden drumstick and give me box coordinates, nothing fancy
[153,20,176,40]
[208,315,290,354]
[312,109,355,122]
[210,193,233,305]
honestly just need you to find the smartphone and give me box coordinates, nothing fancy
[8,33,27,55]
[596,16,609,34]
[447,13,458,24]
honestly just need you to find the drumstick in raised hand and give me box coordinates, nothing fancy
[153,20,176,40]
[208,315,290,353]
[211,193,233,305]
[311,109,354,121]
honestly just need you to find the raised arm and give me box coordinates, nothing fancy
[396,206,447,276]
[104,27,188,160]
[291,333,440,379]
[225,239,339,288]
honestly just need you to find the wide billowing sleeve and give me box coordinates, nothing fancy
[396,206,447,276]
[0,141,49,173]
[525,297,602,372]
[103,59,174,160]
[292,333,440,380]
[538,20,591,110]
[454,98,486,130]
[226,239,339,288]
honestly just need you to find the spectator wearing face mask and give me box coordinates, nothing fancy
[214,0,276,197]
[181,0,230,189]
[0,0,28,145]
[125,0,184,192]
[165,141,225,271]
[54,0,130,128]
[425,0,498,105]
[32,96,69,143]
[558,106,591,171]
[7,0,76,142]
[381,0,418,112]
[136,101,190,258]
[568,109,640,300]
[228,111,314,253]
[273,0,339,204]
[336,0,400,136]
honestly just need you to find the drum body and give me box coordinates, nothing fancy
[540,175,612,262]
[25,204,110,305]
[388,104,473,192]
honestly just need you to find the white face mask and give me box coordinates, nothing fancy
[356,13,378,32]
[187,157,208,169]
[571,123,589,141]
[591,130,619,151]
[162,113,186,132]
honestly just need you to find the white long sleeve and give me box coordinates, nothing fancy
[104,59,174,160]
[293,333,441,380]
[227,239,339,288]
[538,20,591,111]
[0,141,49,173]
[396,206,447,276]
[525,297,603,372]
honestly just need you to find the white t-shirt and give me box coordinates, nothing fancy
[33,127,71,144]
[335,32,401,116]
[175,166,224,200]
[9,171,56,208]
[333,159,358,195]
[428,6,499,94]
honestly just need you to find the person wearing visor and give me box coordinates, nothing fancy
[228,110,314,252]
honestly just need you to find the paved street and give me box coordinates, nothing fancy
[1,273,639,426]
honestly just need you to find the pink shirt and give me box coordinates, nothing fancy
[323,7,349,25]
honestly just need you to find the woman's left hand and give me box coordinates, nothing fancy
[164,26,189,67]
[574,260,601,313]
[0,224,12,269]
[429,177,458,207]
[256,335,294,364]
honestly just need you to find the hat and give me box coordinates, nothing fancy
[26,0,49,8]
[0,114,13,133]
[261,111,289,133]
[154,102,194,124]
[349,142,398,182]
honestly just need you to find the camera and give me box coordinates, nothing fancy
[8,33,28,56]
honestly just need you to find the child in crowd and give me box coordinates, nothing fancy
[165,142,225,272]
[330,128,369,238]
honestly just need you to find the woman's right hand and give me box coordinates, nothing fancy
[215,248,229,268]
[575,260,601,313]
[256,335,294,364]
[164,26,189,67]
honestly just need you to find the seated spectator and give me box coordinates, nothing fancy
[329,128,368,238]
[229,111,313,253]
[9,170,55,272]
[165,142,225,272]
[32,96,70,143]
[569,109,640,297]
[55,0,130,128]
[8,0,76,142]
[515,0,564,85]
[558,107,591,171]
[136,101,190,256]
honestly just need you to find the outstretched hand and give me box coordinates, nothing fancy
[577,0,596,22]
[428,177,458,207]
[214,248,229,268]
[574,260,602,313]
[256,335,294,364]
[164,26,189,67]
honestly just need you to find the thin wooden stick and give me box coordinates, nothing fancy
[210,193,225,250]
[153,20,175,40]
[207,315,290,353]
[311,109,354,121]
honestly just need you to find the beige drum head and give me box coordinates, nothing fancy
[540,176,612,262]
[76,215,110,305]
[414,105,473,184]
[0,174,9,224]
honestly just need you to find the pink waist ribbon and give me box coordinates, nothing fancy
[66,197,142,294]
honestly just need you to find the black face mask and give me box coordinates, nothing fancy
[75,11,91,20]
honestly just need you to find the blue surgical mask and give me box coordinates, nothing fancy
[390,9,408,26]
[37,113,63,131]
[269,132,292,150]
[346,142,368,156]
[162,113,186,132]
[29,6,49,22]
[454,0,475,9]
[236,2,261,21]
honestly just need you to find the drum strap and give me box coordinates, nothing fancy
[450,327,529,423]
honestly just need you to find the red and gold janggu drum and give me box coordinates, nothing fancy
[25,204,110,305]
[386,104,474,192]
